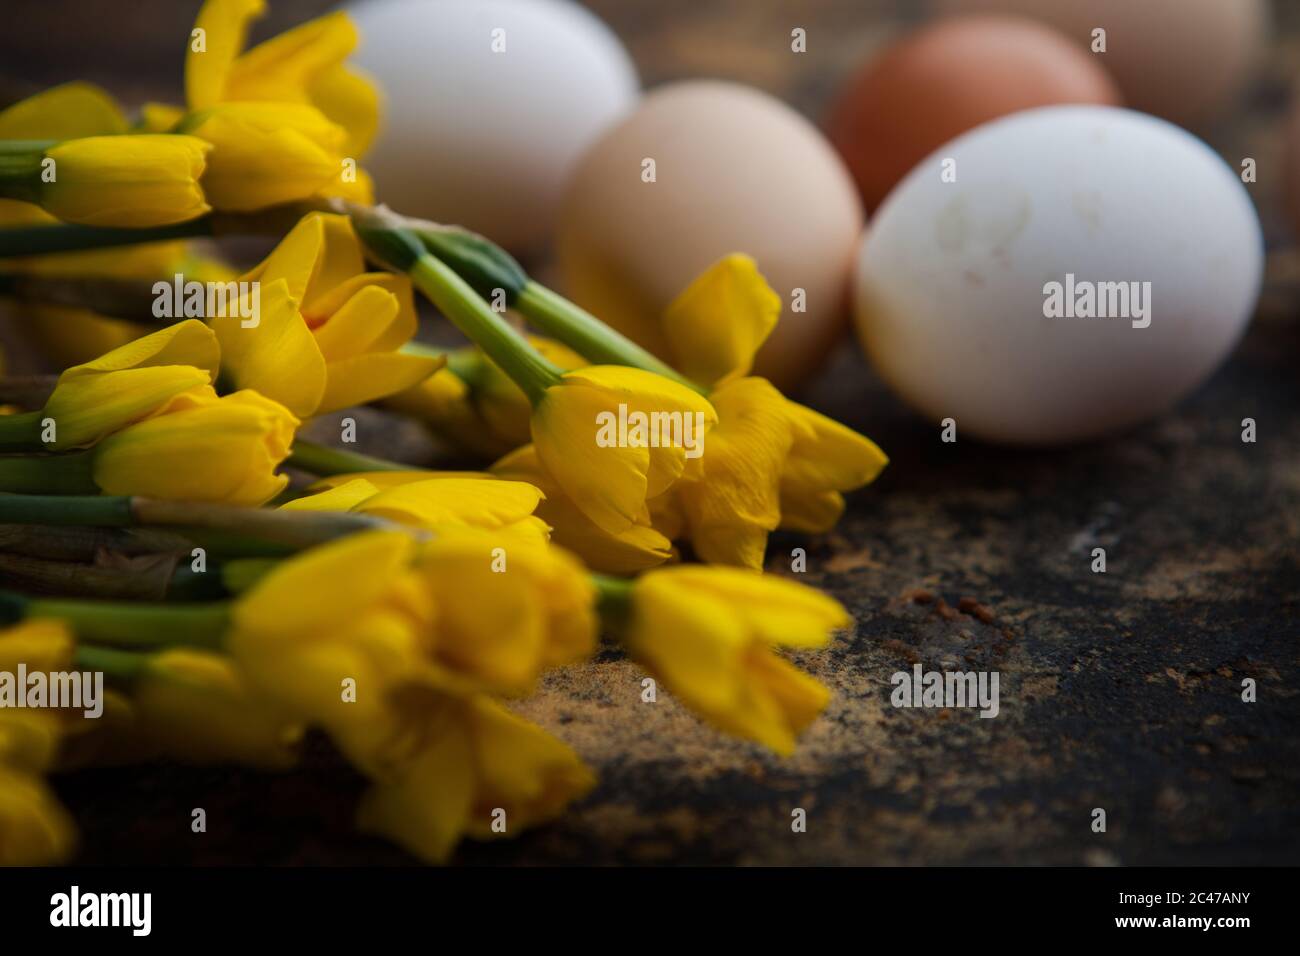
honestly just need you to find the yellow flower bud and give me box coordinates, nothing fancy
[183,102,350,211]
[41,135,211,227]
[40,319,219,449]
[619,566,848,754]
[130,649,303,770]
[91,388,298,506]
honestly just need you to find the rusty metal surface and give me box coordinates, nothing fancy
[4,1,1298,864]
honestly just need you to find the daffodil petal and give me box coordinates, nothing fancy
[211,277,326,417]
[232,529,415,640]
[186,0,267,110]
[310,63,380,156]
[661,254,781,388]
[280,478,381,513]
[0,82,127,139]
[317,351,442,414]
[311,284,400,360]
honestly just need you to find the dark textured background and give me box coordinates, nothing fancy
[1,0,1298,865]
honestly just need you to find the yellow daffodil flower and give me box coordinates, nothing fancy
[127,649,303,769]
[0,622,126,758]
[0,618,75,674]
[37,319,220,449]
[356,690,594,864]
[614,565,849,754]
[177,0,377,208]
[648,255,887,568]
[0,621,76,865]
[228,531,606,867]
[778,402,888,533]
[232,529,596,731]
[386,338,586,459]
[187,0,377,154]
[493,444,673,574]
[212,212,440,417]
[179,101,366,210]
[228,531,428,767]
[283,475,551,543]
[91,387,298,505]
[0,83,209,225]
[0,764,76,866]
[409,530,596,694]
[672,376,794,569]
[36,135,211,227]
[531,365,717,536]
[0,82,127,140]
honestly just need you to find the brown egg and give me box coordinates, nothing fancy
[826,15,1121,212]
[937,0,1269,129]
[556,81,863,391]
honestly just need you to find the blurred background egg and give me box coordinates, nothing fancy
[854,106,1263,445]
[827,15,1121,212]
[935,0,1269,129]
[350,0,638,253]
[556,80,862,391]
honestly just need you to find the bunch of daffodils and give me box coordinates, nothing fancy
[0,0,886,865]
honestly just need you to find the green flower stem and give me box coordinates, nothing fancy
[22,593,230,650]
[72,643,154,682]
[167,528,297,559]
[399,341,484,385]
[0,141,53,203]
[515,281,703,393]
[0,450,99,494]
[0,201,328,259]
[0,217,213,258]
[410,251,562,406]
[287,439,411,476]
[0,493,405,550]
[591,573,635,634]
[0,494,135,526]
[130,497,409,548]
[0,410,49,449]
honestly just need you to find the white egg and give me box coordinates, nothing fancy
[349,0,639,252]
[854,106,1262,445]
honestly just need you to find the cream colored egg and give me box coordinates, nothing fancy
[350,0,638,252]
[854,106,1263,445]
[556,81,864,391]
[936,0,1269,128]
